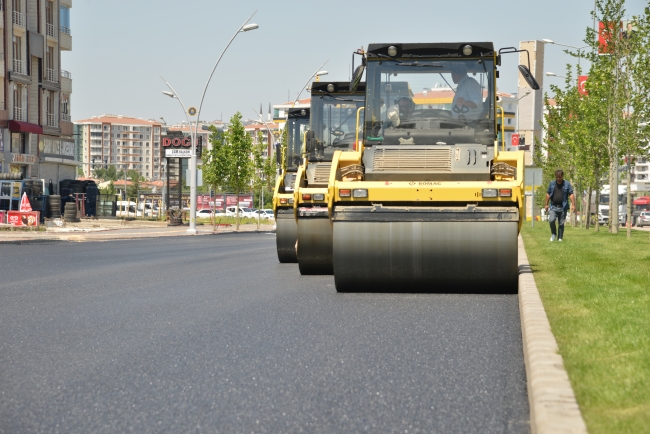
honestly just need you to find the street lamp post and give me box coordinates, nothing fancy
[161,12,258,234]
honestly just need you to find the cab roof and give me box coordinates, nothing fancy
[367,42,495,59]
[311,81,366,94]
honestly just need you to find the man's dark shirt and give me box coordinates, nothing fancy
[552,182,564,206]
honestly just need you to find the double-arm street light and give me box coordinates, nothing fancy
[542,39,590,70]
[161,12,259,234]
[545,72,567,80]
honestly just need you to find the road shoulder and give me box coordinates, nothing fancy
[519,236,588,434]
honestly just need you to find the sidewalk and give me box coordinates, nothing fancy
[0,218,276,244]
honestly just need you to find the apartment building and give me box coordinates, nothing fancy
[75,115,163,181]
[0,0,75,185]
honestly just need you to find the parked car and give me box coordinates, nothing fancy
[637,211,650,227]
[196,209,225,219]
[253,209,274,220]
[225,206,256,218]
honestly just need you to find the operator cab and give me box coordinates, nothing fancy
[305,82,366,163]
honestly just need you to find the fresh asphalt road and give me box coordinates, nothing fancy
[0,234,529,433]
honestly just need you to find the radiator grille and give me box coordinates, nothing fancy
[313,163,331,184]
[373,148,451,172]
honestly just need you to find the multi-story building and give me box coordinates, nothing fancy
[0,0,75,185]
[74,115,163,181]
[631,155,649,191]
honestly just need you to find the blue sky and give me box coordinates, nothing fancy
[65,0,646,124]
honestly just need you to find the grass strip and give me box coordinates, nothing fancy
[520,224,650,433]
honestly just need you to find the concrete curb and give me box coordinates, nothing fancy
[519,236,588,434]
[0,227,276,244]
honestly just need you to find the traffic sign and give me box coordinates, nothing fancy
[188,107,197,116]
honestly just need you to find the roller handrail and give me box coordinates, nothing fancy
[496,106,505,155]
[355,107,365,159]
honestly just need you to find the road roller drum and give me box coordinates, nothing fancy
[275,208,298,263]
[332,205,519,293]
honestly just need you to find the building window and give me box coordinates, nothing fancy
[11,132,26,153]
[60,5,71,35]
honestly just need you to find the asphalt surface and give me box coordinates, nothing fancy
[0,234,529,433]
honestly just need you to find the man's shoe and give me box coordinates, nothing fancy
[559,238,563,242]
[550,234,556,242]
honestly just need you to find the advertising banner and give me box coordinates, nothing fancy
[7,211,40,226]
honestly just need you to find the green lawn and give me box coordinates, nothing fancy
[521,224,650,433]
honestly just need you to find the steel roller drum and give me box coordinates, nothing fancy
[275,209,298,263]
[297,216,333,275]
[332,206,519,293]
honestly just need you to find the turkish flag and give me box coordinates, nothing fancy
[511,133,520,147]
[578,76,588,96]
[19,193,32,212]
[599,21,620,54]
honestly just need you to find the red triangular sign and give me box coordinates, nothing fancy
[20,192,32,212]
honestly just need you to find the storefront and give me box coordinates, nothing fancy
[1,121,42,179]
[38,135,79,192]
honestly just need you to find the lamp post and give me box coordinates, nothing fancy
[515,90,531,147]
[161,12,259,234]
[290,65,328,112]
[542,39,589,70]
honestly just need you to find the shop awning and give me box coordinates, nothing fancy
[8,120,43,134]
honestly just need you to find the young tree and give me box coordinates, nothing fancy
[223,113,255,230]
[202,126,231,230]
[252,131,277,229]
[126,170,141,200]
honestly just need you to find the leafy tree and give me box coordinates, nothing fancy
[224,113,255,230]
[202,113,255,230]
[127,170,141,200]
[252,131,278,228]
[202,126,231,230]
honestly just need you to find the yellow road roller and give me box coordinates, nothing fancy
[327,42,539,292]
[294,81,365,275]
[273,107,310,263]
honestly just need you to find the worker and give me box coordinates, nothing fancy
[450,63,483,120]
[544,169,576,242]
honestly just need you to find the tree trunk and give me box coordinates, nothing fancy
[595,189,600,232]
[585,186,592,230]
[235,192,240,230]
[626,162,632,238]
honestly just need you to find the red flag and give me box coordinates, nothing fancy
[19,192,32,212]
[598,21,620,54]
[511,134,520,147]
[578,76,588,96]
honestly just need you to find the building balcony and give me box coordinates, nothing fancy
[60,29,72,51]
[46,23,56,38]
[14,107,25,121]
[45,68,58,83]
[46,113,58,127]
[13,59,26,75]
[61,113,71,122]
[61,0,72,8]
[13,11,25,27]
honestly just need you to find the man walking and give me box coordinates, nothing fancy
[544,169,576,242]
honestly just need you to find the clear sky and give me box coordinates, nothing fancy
[65,0,646,125]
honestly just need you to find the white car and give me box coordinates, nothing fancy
[225,206,256,218]
[195,209,225,219]
[253,209,274,220]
